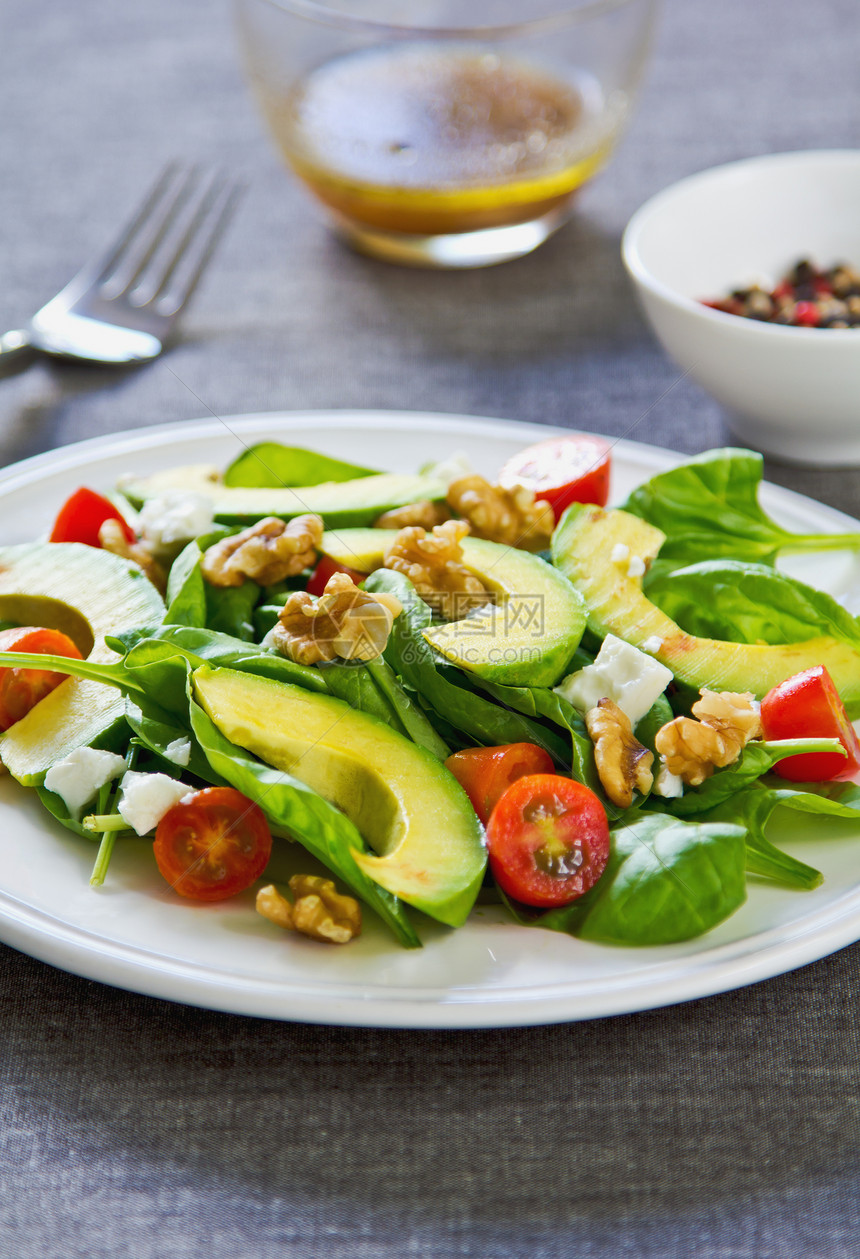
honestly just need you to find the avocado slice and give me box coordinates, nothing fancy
[0,543,165,783]
[552,504,860,713]
[191,664,486,926]
[321,528,587,687]
[121,465,447,527]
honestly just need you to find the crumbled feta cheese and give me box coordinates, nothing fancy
[118,772,192,836]
[163,737,192,767]
[44,747,127,818]
[422,451,475,486]
[653,757,684,799]
[610,543,630,564]
[138,492,214,554]
[641,635,664,654]
[554,633,674,726]
[627,554,646,579]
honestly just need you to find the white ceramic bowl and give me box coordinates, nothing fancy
[622,150,860,466]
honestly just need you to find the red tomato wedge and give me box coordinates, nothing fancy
[761,666,860,782]
[0,626,83,732]
[486,774,610,908]
[49,487,136,548]
[498,434,612,521]
[153,786,273,901]
[445,743,554,825]
[307,553,366,597]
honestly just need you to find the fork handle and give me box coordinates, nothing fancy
[0,330,37,375]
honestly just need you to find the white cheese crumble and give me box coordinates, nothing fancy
[138,492,214,555]
[653,756,684,799]
[627,554,646,579]
[554,633,674,727]
[610,543,629,564]
[641,635,664,654]
[44,748,127,819]
[118,772,192,836]
[163,737,192,767]
[422,451,474,486]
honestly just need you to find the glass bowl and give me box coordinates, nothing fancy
[234,0,659,267]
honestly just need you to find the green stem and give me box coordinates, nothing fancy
[762,737,847,759]
[781,532,860,555]
[89,744,139,887]
[85,814,129,834]
[0,652,142,693]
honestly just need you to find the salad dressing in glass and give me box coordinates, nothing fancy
[259,45,617,235]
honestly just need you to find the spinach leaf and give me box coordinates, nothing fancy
[512,813,747,945]
[468,675,602,796]
[164,541,207,628]
[365,570,571,764]
[125,625,328,692]
[653,738,845,816]
[364,657,451,760]
[624,448,860,568]
[646,560,860,648]
[701,787,822,890]
[205,580,260,642]
[165,539,261,641]
[35,786,100,840]
[189,696,420,948]
[224,443,377,488]
[706,780,860,891]
[124,691,219,786]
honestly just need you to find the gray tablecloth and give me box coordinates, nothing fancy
[2,1,860,1255]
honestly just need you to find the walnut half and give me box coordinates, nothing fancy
[383,518,488,621]
[655,690,763,787]
[373,500,450,530]
[585,697,654,809]
[271,570,402,665]
[256,876,362,944]
[201,514,323,588]
[446,475,554,553]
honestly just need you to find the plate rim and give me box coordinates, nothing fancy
[1,407,859,1029]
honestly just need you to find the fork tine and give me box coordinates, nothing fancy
[151,178,243,317]
[101,167,200,298]
[84,163,180,287]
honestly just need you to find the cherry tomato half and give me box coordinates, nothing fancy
[49,487,136,548]
[0,626,83,732]
[761,665,860,782]
[498,434,612,522]
[486,773,610,908]
[446,742,554,825]
[153,786,273,901]
[307,553,367,597]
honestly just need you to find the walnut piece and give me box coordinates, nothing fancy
[373,500,450,530]
[97,518,167,593]
[383,519,489,621]
[271,570,402,665]
[446,475,554,552]
[585,697,654,809]
[256,876,361,944]
[655,690,763,787]
[201,514,323,588]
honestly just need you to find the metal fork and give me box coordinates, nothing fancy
[0,165,242,373]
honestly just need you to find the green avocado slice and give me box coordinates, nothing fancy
[552,504,860,714]
[120,465,447,527]
[321,528,586,687]
[0,543,165,784]
[191,664,486,927]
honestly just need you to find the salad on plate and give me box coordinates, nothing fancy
[1,433,860,953]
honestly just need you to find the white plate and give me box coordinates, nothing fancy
[1,410,859,1029]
